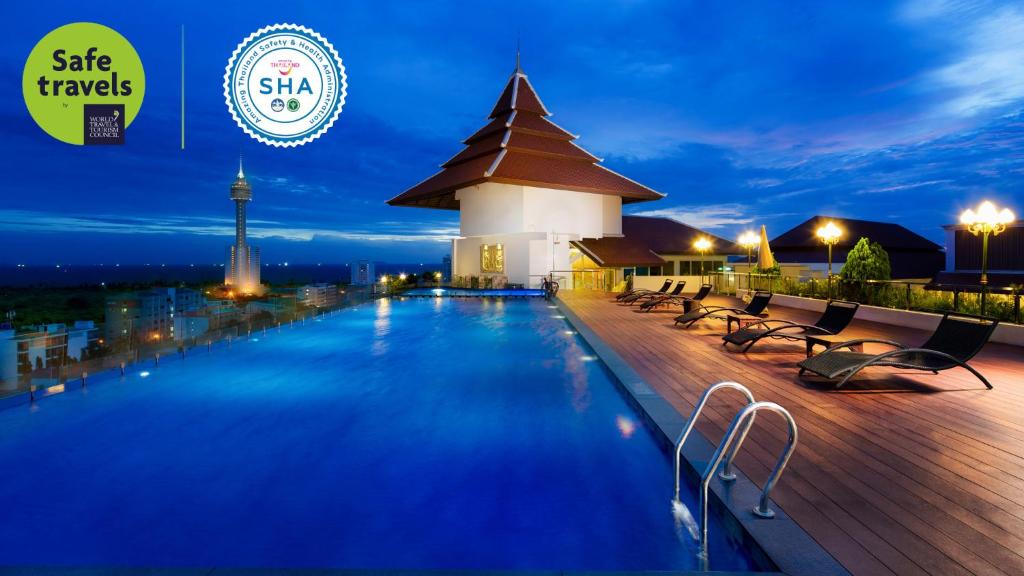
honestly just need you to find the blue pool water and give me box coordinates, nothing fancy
[404,287,546,297]
[0,298,763,571]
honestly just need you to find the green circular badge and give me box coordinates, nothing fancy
[22,22,145,145]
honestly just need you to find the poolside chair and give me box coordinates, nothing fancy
[722,300,860,352]
[620,281,677,304]
[674,291,773,328]
[627,281,686,306]
[797,312,999,389]
[639,283,711,312]
[615,279,671,301]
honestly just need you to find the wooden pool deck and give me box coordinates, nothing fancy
[559,291,1024,576]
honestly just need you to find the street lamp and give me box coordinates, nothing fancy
[815,221,842,298]
[434,271,442,287]
[694,237,712,284]
[961,200,1015,316]
[960,200,1015,286]
[738,231,759,290]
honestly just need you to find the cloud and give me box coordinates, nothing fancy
[0,211,458,244]
[903,0,1024,118]
[630,204,755,229]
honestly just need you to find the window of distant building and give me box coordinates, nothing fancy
[480,244,504,273]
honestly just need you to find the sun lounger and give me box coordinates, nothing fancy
[722,300,860,352]
[797,312,998,389]
[640,283,711,312]
[674,291,772,328]
[626,281,685,306]
[615,279,671,301]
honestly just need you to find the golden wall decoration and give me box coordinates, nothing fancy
[480,243,504,273]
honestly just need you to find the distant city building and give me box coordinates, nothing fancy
[173,312,209,342]
[202,300,242,331]
[0,322,99,390]
[105,287,204,344]
[768,216,945,279]
[225,158,262,294]
[351,261,375,285]
[296,283,339,308]
[441,255,452,281]
[934,218,1024,288]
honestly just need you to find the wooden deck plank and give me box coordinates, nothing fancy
[560,291,1024,576]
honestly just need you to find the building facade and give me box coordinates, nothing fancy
[296,284,339,308]
[388,62,662,287]
[934,219,1024,287]
[767,216,945,280]
[225,159,262,294]
[105,288,205,345]
[572,216,740,290]
[0,321,99,390]
[350,261,376,285]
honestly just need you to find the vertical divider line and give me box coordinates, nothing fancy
[181,24,185,150]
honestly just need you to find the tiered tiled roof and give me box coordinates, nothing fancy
[571,216,742,267]
[388,65,663,210]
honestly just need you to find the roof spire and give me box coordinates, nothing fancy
[515,36,521,73]
[237,155,245,179]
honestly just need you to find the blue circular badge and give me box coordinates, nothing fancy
[224,24,347,147]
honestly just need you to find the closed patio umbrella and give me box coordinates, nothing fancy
[758,225,775,270]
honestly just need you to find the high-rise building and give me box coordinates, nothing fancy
[351,261,375,285]
[105,288,205,345]
[441,255,452,281]
[296,284,339,308]
[225,158,262,294]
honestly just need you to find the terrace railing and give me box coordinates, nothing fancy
[709,271,1022,325]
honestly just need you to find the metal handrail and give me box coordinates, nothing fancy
[673,381,757,502]
[698,401,799,558]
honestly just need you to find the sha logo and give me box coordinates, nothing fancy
[224,24,347,147]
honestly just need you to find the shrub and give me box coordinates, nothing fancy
[841,237,891,281]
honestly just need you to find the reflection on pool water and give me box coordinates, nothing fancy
[0,297,764,571]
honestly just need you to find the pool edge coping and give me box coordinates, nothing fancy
[553,296,850,576]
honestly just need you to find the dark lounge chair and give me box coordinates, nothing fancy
[797,312,998,389]
[620,280,677,304]
[722,299,860,352]
[674,291,772,328]
[627,281,685,306]
[616,279,672,302]
[639,283,711,312]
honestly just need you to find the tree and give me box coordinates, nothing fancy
[840,237,891,281]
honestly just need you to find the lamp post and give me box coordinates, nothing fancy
[738,231,759,291]
[961,200,1015,315]
[815,221,842,298]
[434,272,442,287]
[694,237,712,285]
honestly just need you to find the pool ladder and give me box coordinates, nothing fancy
[673,381,799,558]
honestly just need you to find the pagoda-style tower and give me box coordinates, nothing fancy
[225,158,261,294]
[389,58,662,286]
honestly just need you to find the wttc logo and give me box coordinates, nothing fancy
[224,24,347,147]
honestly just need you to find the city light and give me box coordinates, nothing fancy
[399,273,407,281]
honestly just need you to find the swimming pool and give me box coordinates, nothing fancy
[0,297,767,572]
[404,287,546,297]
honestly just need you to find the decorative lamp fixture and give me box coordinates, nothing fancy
[960,200,1015,285]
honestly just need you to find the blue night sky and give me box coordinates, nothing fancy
[3,0,1023,264]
